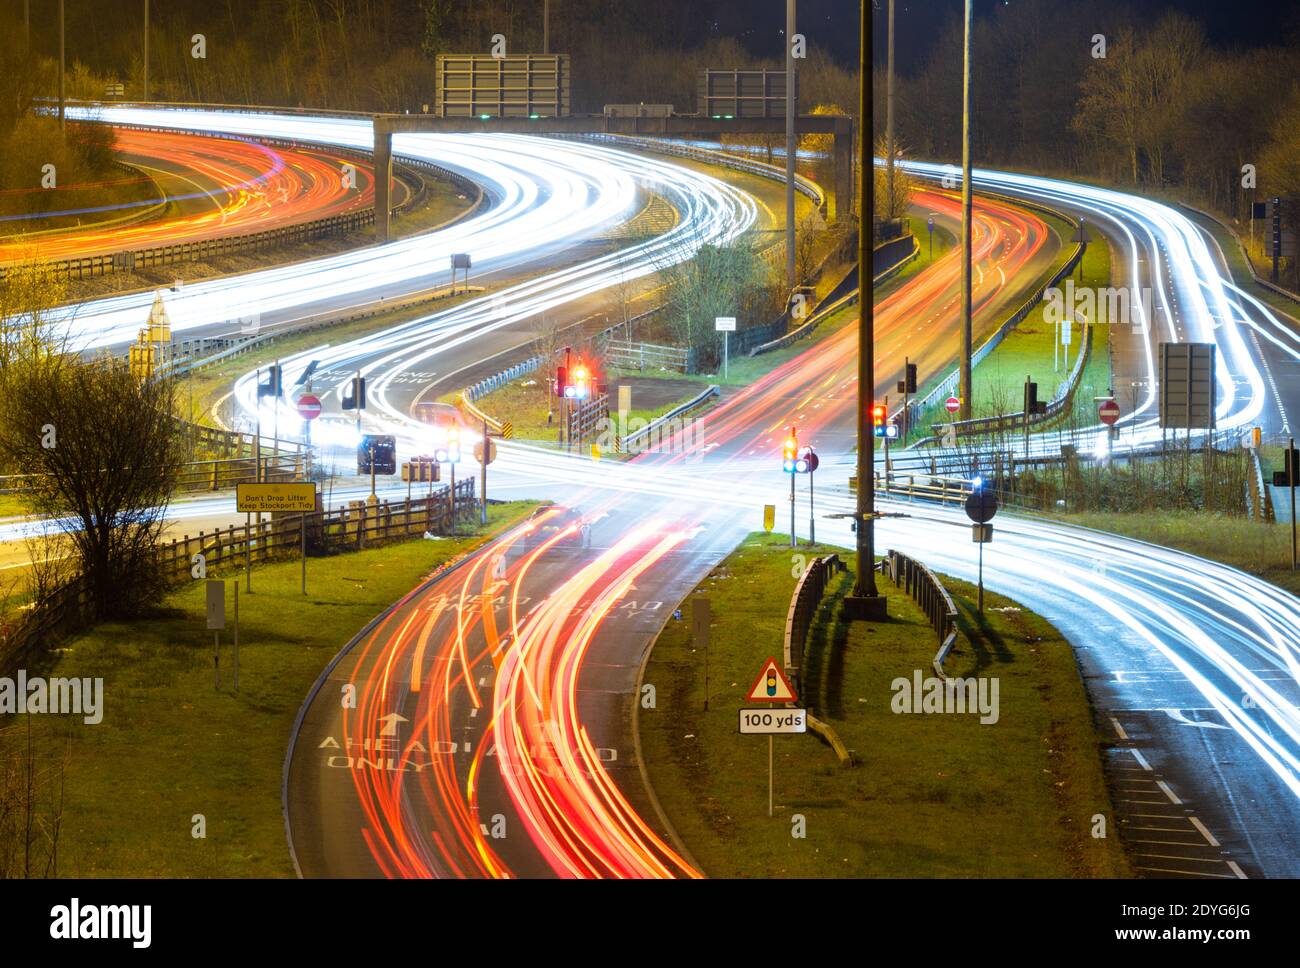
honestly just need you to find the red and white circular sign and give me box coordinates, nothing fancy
[1098,399,1120,426]
[945,396,961,414]
[297,394,323,421]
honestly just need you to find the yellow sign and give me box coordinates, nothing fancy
[591,443,601,462]
[763,504,775,532]
[236,482,316,513]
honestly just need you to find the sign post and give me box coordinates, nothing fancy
[715,316,736,380]
[474,423,496,527]
[237,483,316,597]
[206,580,225,689]
[741,658,803,817]
[964,484,999,612]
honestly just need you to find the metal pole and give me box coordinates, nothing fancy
[724,330,729,381]
[809,468,815,546]
[759,738,769,810]
[369,444,376,500]
[24,0,29,47]
[245,513,252,592]
[213,632,220,689]
[886,0,895,224]
[143,0,150,100]
[58,0,65,129]
[451,463,457,537]
[543,0,550,54]
[785,0,797,290]
[301,513,307,595]
[481,418,489,526]
[849,0,882,615]
[233,582,239,692]
[1291,437,1297,571]
[789,470,796,548]
[958,0,973,421]
[978,534,985,612]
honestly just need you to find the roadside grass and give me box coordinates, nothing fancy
[1062,510,1300,599]
[14,502,537,878]
[1184,210,1300,324]
[641,534,1130,878]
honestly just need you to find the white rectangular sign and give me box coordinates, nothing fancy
[1060,320,1072,346]
[739,707,807,734]
[715,316,737,332]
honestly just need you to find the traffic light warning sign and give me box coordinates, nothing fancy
[745,657,798,703]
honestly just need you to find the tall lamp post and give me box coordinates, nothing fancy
[846,0,886,620]
[958,0,973,420]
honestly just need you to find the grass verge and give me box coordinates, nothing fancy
[640,534,1130,878]
[10,501,537,877]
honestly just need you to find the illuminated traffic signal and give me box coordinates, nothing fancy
[872,403,887,437]
[782,431,798,473]
[435,425,462,464]
[342,376,367,410]
[562,362,591,400]
[555,366,567,398]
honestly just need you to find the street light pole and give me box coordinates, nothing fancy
[886,0,895,224]
[958,0,973,421]
[143,0,150,101]
[58,0,65,130]
[785,0,798,290]
[847,0,885,620]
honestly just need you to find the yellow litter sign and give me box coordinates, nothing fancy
[763,505,775,532]
[236,482,316,513]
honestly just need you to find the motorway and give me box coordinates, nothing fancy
[0,128,378,263]
[15,107,1300,877]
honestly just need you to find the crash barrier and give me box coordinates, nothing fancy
[885,550,959,678]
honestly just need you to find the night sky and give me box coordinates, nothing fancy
[721,0,1300,67]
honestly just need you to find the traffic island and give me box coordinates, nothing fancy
[638,533,1131,878]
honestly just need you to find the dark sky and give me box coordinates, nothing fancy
[721,1,1300,67]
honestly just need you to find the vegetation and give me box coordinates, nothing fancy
[0,501,536,877]
[640,535,1129,878]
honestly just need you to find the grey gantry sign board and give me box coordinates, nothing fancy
[697,69,797,119]
[434,54,570,118]
[1159,342,1217,430]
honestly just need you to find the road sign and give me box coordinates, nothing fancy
[715,316,736,332]
[763,505,775,531]
[972,523,993,543]
[964,489,998,524]
[739,708,807,734]
[746,657,798,703]
[1098,399,1120,426]
[205,580,226,630]
[236,482,316,513]
[1159,342,1216,430]
[296,394,322,421]
[945,396,961,414]
[474,439,498,465]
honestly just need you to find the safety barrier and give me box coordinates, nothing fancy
[783,554,845,695]
[465,355,545,403]
[885,550,959,678]
[619,385,719,453]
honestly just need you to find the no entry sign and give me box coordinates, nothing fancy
[297,394,322,421]
[1098,399,1120,426]
[945,396,961,414]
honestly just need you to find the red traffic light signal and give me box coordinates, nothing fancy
[555,365,568,398]
[872,403,887,437]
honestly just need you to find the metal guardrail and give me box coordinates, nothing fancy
[465,355,545,403]
[1248,448,1276,523]
[0,480,475,676]
[873,471,973,507]
[885,550,959,678]
[783,554,844,695]
[929,315,1092,441]
[620,385,719,452]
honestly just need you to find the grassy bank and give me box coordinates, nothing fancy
[7,502,536,878]
[641,534,1130,878]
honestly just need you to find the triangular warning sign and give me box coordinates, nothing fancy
[745,657,797,703]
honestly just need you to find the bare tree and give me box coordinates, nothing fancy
[0,355,187,620]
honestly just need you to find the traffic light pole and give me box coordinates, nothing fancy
[1291,436,1297,571]
[809,468,815,546]
[789,471,796,549]
[959,0,973,421]
[846,1,886,620]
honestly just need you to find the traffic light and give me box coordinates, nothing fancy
[1023,381,1046,416]
[872,403,887,437]
[435,426,462,464]
[572,364,590,400]
[905,362,917,394]
[342,375,367,410]
[782,432,798,473]
[555,366,567,398]
[258,365,283,398]
[357,435,396,475]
